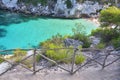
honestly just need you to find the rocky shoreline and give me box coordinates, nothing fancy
[0,0,108,18]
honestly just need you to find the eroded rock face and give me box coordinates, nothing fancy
[2,0,18,8]
[0,0,104,18]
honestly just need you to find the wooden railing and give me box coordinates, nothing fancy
[0,47,120,76]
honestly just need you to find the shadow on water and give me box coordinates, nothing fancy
[0,9,75,27]
[0,45,6,50]
[0,28,7,37]
[0,10,40,26]
[0,9,76,27]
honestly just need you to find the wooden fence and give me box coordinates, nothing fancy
[0,47,120,76]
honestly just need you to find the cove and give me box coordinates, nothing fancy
[0,10,98,50]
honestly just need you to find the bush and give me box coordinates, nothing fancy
[45,46,85,64]
[0,57,4,63]
[13,49,27,62]
[91,28,120,43]
[14,49,27,57]
[91,28,103,37]
[75,54,86,65]
[44,43,72,63]
[70,33,91,48]
[40,34,86,64]
[65,0,73,8]
[22,59,33,68]
[40,33,65,48]
[36,54,41,62]
[111,38,120,48]
[69,23,91,48]
[40,34,71,63]
[96,43,106,49]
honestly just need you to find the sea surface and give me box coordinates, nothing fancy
[0,10,98,50]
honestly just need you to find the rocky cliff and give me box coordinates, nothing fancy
[0,0,105,18]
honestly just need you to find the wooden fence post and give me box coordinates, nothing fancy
[33,49,36,74]
[102,50,111,69]
[70,48,78,74]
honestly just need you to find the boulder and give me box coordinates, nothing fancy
[0,62,12,75]
[2,0,18,8]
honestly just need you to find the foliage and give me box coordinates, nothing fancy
[13,49,27,62]
[111,37,120,48]
[14,57,23,63]
[36,54,41,62]
[96,43,106,49]
[100,6,120,28]
[91,6,120,48]
[91,27,120,48]
[75,54,86,65]
[70,33,91,48]
[14,49,27,57]
[22,59,33,68]
[40,33,65,49]
[41,39,72,63]
[46,49,71,63]
[91,28,120,43]
[0,56,4,63]
[91,28,103,37]
[72,23,86,34]
[65,0,73,8]
[40,34,85,64]
[70,23,91,48]
[40,34,69,63]
[13,49,34,68]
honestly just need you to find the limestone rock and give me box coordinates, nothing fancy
[0,0,105,18]
[2,0,18,8]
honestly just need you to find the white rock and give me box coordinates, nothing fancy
[2,0,18,8]
[0,62,12,75]
[27,50,34,56]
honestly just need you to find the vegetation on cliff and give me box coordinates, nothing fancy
[92,6,120,48]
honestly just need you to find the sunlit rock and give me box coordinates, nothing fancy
[2,0,18,8]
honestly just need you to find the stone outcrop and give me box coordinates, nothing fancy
[2,0,18,8]
[0,0,105,18]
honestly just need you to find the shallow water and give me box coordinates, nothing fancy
[0,10,98,50]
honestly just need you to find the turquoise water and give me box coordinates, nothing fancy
[0,10,98,50]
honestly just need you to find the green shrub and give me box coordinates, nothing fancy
[111,38,120,48]
[13,49,27,62]
[41,38,85,64]
[0,57,4,63]
[70,23,91,48]
[96,43,106,49]
[40,34,67,50]
[14,49,27,57]
[91,28,103,37]
[14,56,23,63]
[46,47,86,65]
[45,43,72,62]
[40,34,71,63]
[65,0,73,8]
[75,54,85,65]
[36,54,41,62]
[91,28,120,43]
[22,59,33,68]
[70,33,91,48]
